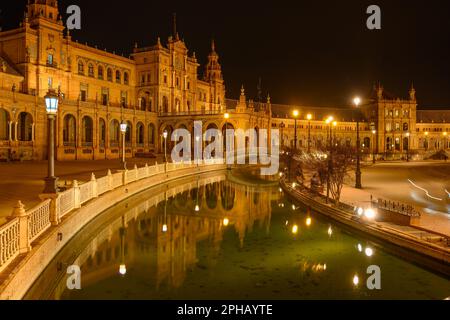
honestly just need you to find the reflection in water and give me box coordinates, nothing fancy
[26,173,450,300]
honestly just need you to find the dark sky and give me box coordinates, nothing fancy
[2,0,450,109]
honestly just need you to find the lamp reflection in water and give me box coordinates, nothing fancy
[119,215,127,276]
[327,226,333,237]
[306,217,312,227]
[353,274,359,286]
[195,179,200,212]
[162,191,168,233]
[292,224,298,234]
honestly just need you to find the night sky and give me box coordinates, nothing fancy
[1,0,450,109]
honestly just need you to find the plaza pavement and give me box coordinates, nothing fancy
[0,156,163,226]
[340,161,450,237]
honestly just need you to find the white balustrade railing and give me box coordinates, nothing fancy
[79,181,94,205]
[0,159,225,274]
[112,172,123,189]
[96,176,110,195]
[0,218,20,272]
[58,188,75,218]
[28,199,52,242]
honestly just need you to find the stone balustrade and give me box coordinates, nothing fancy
[0,159,225,274]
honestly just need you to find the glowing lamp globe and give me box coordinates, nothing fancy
[45,89,59,115]
[120,122,127,133]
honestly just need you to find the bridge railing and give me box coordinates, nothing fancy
[0,159,224,274]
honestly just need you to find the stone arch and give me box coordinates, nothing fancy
[148,123,155,145]
[81,115,94,145]
[109,119,120,145]
[0,108,10,140]
[17,112,33,142]
[136,122,144,145]
[99,118,106,146]
[63,114,76,146]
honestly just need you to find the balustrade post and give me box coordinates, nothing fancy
[91,173,98,198]
[11,201,31,254]
[73,180,81,208]
[134,164,138,178]
[145,163,149,177]
[40,193,60,226]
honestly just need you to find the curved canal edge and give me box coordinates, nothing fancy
[0,163,227,300]
[280,179,450,276]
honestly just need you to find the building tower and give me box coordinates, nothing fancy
[204,40,225,112]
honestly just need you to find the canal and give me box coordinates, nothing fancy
[25,170,450,300]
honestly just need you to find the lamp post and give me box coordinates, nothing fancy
[118,215,127,276]
[307,113,312,153]
[424,131,429,151]
[405,132,410,162]
[353,97,362,189]
[293,110,299,150]
[43,89,59,194]
[163,130,168,164]
[120,122,127,169]
[372,130,376,164]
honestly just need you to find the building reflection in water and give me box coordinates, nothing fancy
[56,175,279,298]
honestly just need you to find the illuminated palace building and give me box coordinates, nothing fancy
[0,1,449,162]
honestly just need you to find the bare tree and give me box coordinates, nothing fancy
[328,145,356,205]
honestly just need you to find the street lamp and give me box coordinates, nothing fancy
[293,110,299,150]
[306,113,312,153]
[43,89,59,194]
[372,130,376,164]
[424,131,429,151]
[163,130,168,164]
[120,121,127,169]
[353,97,362,189]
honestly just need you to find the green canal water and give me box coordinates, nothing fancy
[26,171,450,300]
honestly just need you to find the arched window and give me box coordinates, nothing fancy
[403,123,409,132]
[18,112,33,142]
[0,108,9,140]
[162,96,169,113]
[107,68,113,82]
[125,121,132,144]
[363,137,371,149]
[63,114,76,146]
[136,122,144,145]
[88,63,94,77]
[98,66,104,80]
[109,120,120,146]
[124,72,129,85]
[81,116,93,145]
[139,97,146,111]
[115,70,121,83]
[99,118,106,146]
[148,123,155,145]
[78,61,84,75]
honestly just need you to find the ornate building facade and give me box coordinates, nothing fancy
[0,1,448,162]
